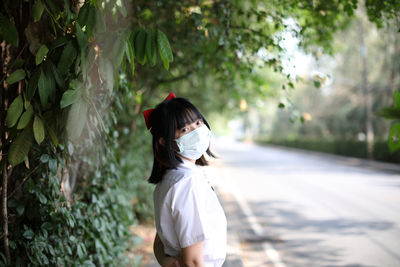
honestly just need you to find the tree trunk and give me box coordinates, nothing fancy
[1,162,10,263]
[1,39,11,264]
[359,19,374,158]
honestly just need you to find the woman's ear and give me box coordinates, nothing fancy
[158,137,165,146]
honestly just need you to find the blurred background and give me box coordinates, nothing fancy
[1,0,400,266]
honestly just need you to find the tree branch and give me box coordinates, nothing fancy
[130,69,194,131]
[2,160,10,263]
[230,25,275,43]
[0,43,28,85]
[155,70,193,84]
[8,163,42,200]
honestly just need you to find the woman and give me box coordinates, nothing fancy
[142,93,227,267]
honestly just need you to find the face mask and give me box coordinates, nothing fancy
[175,124,211,160]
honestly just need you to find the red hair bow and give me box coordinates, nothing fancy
[142,92,176,130]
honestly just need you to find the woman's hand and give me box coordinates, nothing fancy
[161,256,183,267]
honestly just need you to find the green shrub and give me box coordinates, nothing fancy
[257,138,400,163]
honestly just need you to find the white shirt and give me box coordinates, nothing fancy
[153,158,227,267]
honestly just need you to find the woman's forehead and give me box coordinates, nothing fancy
[175,108,201,128]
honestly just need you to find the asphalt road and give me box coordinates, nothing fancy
[211,137,400,267]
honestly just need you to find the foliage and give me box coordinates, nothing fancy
[0,0,172,265]
[257,138,400,163]
[364,0,400,29]
[4,135,137,266]
[378,90,400,153]
[1,0,399,265]
[253,15,399,157]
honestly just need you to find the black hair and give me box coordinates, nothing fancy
[147,97,215,184]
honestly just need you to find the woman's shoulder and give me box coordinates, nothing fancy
[164,164,200,186]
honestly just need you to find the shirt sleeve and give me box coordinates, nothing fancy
[170,174,208,248]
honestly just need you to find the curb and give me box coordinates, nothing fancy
[213,186,245,267]
[259,143,400,174]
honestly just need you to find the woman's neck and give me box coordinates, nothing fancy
[177,154,196,164]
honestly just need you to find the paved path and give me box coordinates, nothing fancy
[210,138,400,267]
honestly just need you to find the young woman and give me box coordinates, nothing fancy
[142,93,227,267]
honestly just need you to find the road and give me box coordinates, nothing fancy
[210,138,400,267]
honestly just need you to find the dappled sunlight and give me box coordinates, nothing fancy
[210,139,400,266]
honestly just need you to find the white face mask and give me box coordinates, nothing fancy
[175,124,211,160]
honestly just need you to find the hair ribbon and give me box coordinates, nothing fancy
[142,92,176,130]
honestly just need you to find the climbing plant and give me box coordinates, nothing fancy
[0,0,173,265]
[1,0,399,265]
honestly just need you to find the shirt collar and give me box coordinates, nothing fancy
[179,157,197,169]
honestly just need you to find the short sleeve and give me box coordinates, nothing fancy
[170,175,208,248]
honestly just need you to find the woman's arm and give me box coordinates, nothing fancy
[181,240,205,267]
[153,232,182,267]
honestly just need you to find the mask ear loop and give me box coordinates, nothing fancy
[174,139,184,153]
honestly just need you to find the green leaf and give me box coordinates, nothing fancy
[8,58,24,69]
[6,69,26,85]
[75,22,88,51]
[44,0,60,17]
[7,199,17,208]
[38,68,49,107]
[37,192,47,204]
[60,89,81,108]
[23,229,34,240]
[313,80,321,88]
[134,29,146,65]
[46,125,58,147]
[160,52,169,70]
[66,97,88,141]
[40,154,49,163]
[23,99,30,110]
[77,3,89,26]
[48,60,65,88]
[111,31,129,67]
[8,125,33,166]
[0,13,19,47]
[49,36,68,50]
[83,260,96,267]
[77,4,96,37]
[35,45,49,65]
[58,41,77,75]
[6,95,23,127]
[278,103,285,108]
[161,57,169,70]
[27,69,40,101]
[77,243,85,259]
[376,107,400,119]
[17,105,34,129]
[157,29,173,63]
[44,62,56,102]
[129,29,139,57]
[146,29,157,67]
[394,90,400,109]
[32,0,44,22]
[33,116,45,145]
[16,205,24,216]
[86,5,96,37]
[389,122,400,153]
[127,41,135,75]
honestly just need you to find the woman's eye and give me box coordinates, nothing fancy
[197,120,203,125]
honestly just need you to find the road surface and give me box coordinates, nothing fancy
[210,138,400,267]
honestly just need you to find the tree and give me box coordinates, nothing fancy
[1,0,399,265]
